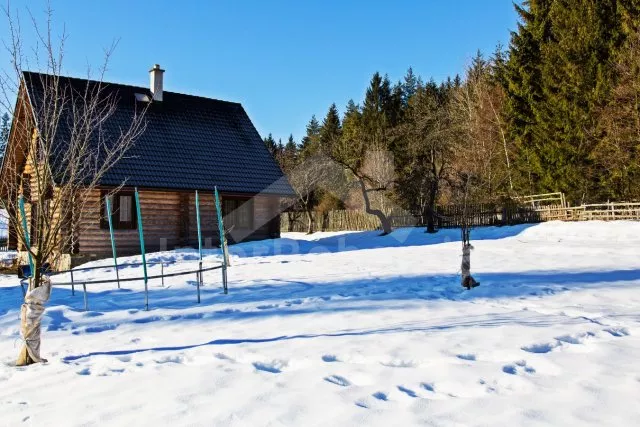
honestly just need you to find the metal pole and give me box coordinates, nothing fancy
[195,190,202,302]
[214,187,228,294]
[197,260,202,303]
[195,190,203,262]
[70,269,75,296]
[105,195,120,289]
[134,188,149,311]
[18,195,34,278]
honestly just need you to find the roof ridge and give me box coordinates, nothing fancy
[21,70,241,106]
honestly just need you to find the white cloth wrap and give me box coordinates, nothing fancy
[20,277,52,363]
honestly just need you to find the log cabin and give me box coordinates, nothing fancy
[0,65,293,269]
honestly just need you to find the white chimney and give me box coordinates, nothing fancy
[149,64,164,102]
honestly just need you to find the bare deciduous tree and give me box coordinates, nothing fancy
[0,5,147,366]
[451,64,513,200]
[287,154,342,234]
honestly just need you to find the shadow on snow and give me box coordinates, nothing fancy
[5,267,631,334]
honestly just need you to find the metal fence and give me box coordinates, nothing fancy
[19,259,225,311]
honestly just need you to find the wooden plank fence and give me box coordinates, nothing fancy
[281,204,541,233]
[281,201,640,233]
[536,202,640,222]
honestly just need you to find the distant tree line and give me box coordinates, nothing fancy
[264,1,640,232]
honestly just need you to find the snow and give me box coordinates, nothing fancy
[1,221,640,426]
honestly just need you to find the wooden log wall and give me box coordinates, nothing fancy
[77,189,282,258]
[78,189,182,256]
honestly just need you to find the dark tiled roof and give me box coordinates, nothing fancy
[22,71,293,195]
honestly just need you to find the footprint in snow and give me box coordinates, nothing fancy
[322,354,338,362]
[397,385,418,398]
[521,342,559,354]
[523,331,599,354]
[555,332,595,344]
[324,375,350,387]
[253,361,284,374]
[421,382,435,392]
[372,392,388,401]
[214,353,235,362]
[503,360,535,375]
[456,353,476,361]
[604,327,629,337]
[76,368,91,376]
[155,355,184,364]
[381,360,416,368]
[503,365,517,375]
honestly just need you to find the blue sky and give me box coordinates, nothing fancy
[1,1,520,142]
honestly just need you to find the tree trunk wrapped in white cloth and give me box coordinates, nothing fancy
[16,277,52,366]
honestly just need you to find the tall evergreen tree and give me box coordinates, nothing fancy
[263,133,277,157]
[504,0,552,193]
[281,134,298,172]
[319,103,341,153]
[300,115,321,156]
[402,67,421,106]
[490,43,508,87]
[537,0,626,201]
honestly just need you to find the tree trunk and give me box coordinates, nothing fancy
[305,208,314,234]
[425,205,436,233]
[16,266,51,366]
[425,182,438,234]
[358,178,392,235]
[287,212,294,232]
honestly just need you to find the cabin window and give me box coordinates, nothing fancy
[223,198,253,230]
[100,190,137,230]
[119,195,132,223]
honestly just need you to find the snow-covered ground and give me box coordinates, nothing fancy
[1,221,639,426]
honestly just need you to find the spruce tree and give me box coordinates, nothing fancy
[300,115,321,156]
[263,133,277,157]
[504,0,552,193]
[319,103,341,154]
[402,67,420,106]
[282,134,297,172]
[536,0,627,201]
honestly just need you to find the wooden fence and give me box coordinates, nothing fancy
[536,202,640,222]
[281,204,541,233]
[433,204,541,229]
[281,201,640,233]
[281,210,382,233]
